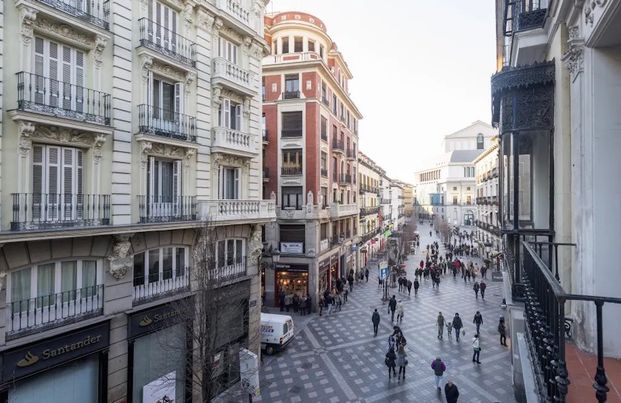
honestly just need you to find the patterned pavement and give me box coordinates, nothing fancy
[227,223,516,403]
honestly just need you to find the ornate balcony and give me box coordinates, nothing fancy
[338,174,352,186]
[360,206,380,217]
[212,57,255,96]
[206,259,247,282]
[198,200,276,223]
[215,0,251,28]
[346,148,356,160]
[138,18,196,67]
[7,284,103,337]
[211,127,256,158]
[133,266,190,305]
[283,90,300,100]
[11,193,110,231]
[16,72,111,126]
[35,0,110,30]
[138,195,197,223]
[281,166,302,176]
[137,104,197,143]
[330,203,359,218]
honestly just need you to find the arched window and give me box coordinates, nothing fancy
[477,133,484,150]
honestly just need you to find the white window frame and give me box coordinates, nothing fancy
[218,98,242,130]
[133,246,189,287]
[219,166,240,199]
[215,239,245,269]
[147,157,182,217]
[147,0,178,53]
[218,37,239,64]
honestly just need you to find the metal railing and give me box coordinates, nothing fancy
[281,166,302,176]
[332,139,345,152]
[338,174,352,185]
[16,72,111,125]
[521,240,621,402]
[138,195,197,223]
[133,266,190,304]
[360,206,380,216]
[137,104,197,142]
[283,90,300,99]
[206,258,247,282]
[11,193,110,231]
[217,0,250,24]
[346,148,356,159]
[262,129,268,142]
[7,284,104,335]
[138,18,196,66]
[36,0,110,29]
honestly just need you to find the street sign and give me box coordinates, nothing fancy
[380,267,389,280]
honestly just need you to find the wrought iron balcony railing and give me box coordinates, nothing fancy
[503,0,548,36]
[11,193,110,231]
[360,206,380,216]
[138,18,196,66]
[137,104,197,142]
[138,195,197,223]
[346,148,356,159]
[16,72,111,125]
[338,174,352,185]
[281,166,302,176]
[283,90,300,99]
[133,266,190,304]
[216,0,250,25]
[36,0,110,30]
[7,284,103,336]
[206,258,247,282]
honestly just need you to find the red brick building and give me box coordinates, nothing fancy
[261,12,362,309]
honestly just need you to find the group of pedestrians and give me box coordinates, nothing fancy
[385,326,408,381]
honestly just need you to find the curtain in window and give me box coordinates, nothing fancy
[175,248,185,277]
[163,247,173,279]
[61,261,77,303]
[134,252,145,286]
[11,269,31,313]
[37,263,55,307]
[149,249,160,283]
[82,260,97,298]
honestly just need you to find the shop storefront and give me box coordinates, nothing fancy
[128,301,191,403]
[275,264,309,298]
[0,322,110,402]
[319,258,330,294]
[329,255,339,290]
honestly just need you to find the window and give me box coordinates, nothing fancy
[321,187,328,208]
[282,186,303,209]
[218,99,242,130]
[320,223,328,240]
[319,44,324,58]
[281,111,303,137]
[151,76,184,121]
[308,40,315,52]
[148,157,181,203]
[320,152,328,174]
[133,247,188,287]
[9,260,101,312]
[218,37,239,64]
[321,117,327,141]
[321,81,327,103]
[453,196,458,205]
[467,195,472,205]
[284,74,299,99]
[34,37,85,111]
[147,0,178,52]
[219,166,240,199]
[453,187,457,191]
[216,239,245,268]
[282,149,302,175]
[294,36,303,52]
[332,94,337,114]
[282,37,289,53]
[477,133,484,150]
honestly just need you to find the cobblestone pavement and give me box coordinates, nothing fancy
[226,223,516,403]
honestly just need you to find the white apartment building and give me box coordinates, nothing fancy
[443,120,497,153]
[390,182,405,230]
[357,152,383,268]
[473,138,500,256]
[0,0,272,401]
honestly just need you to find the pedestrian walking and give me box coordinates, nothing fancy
[498,317,508,346]
[414,279,420,296]
[319,295,324,316]
[396,301,404,324]
[473,311,483,335]
[279,290,286,312]
[472,334,481,364]
[437,312,445,339]
[389,295,397,322]
[452,313,463,341]
[407,279,412,296]
[306,296,312,315]
[444,380,460,403]
[480,281,487,299]
[431,357,446,391]
[372,309,380,336]
[365,268,369,282]
[396,344,408,380]
[473,281,480,298]
[386,347,397,380]
[344,289,348,303]
[446,320,453,337]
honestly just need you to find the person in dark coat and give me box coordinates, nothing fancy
[452,313,463,341]
[305,296,312,315]
[385,347,397,379]
[372,309,381,336]
[279,291,286,312]
[389,295,397,322]
[413,279,420,296]
[365,268,369,282]
[480,281,487,299]
[473,281,480,298]
[444,380,460,402]
[473,311,483,335]
[498,317,508,346]
[407,279,413,296]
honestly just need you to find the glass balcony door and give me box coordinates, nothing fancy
[148,157,182,218]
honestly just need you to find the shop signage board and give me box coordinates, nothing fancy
[380,267,389,280]
[1,321,110,383]
[129,300,189,340]
[142,371,176,403]
[280,242,303,254]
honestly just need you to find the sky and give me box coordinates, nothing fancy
[268,0,497,183]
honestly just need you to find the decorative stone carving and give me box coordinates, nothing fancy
[34,17,95,48]
[249,41,266,59]
[184,148,196,166]
[93,134,107,162]
[18,5,38,43]
[584,0,609,26]
[18,121,36,156]
[270,191,276,200]
[107,234,134,280]
[214,17,224,33]
[93,36,107,67]
[213,86,223,106]
[212,153,250,169]
[185,71,196,91]
[141,56,153,80]
[197,10,215,32]
[248,224,263,263]
[32,126,107,149]
[562,26,584,82]
[150,59,186,82]
[307,191,314,206]
[183,2,195,31]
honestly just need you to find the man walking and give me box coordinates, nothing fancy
[407,279,412,296]
[365,268,369,282]
[431,357,446,391]
[472,334,481,364]
[480,281,487,299]
[452,313,463,341]
[444,380,460,403]
[473,311,483,335]
[414,278,420,296]
[498,317,508,346]
[396,301,404,324]
[389,295,397,322]
[372,309,381,336]
[473,281,480,298]
[437,312,445,340]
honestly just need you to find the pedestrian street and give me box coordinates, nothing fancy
[247,224,517,403]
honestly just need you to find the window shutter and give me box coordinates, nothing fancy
[218,166,223,199]
[76,150,83,195]
[75,50,85,112]
[173,160,181,201]
[223,99,230,128]
[47,146,60,196]
[33,145,44,195]
[62,46,72,110]
[148,156,156,202]
[34,38,45,104]
[49,42,59,107]
[174,82,184,116]
[235,104,241,131]
[234,168,240,199]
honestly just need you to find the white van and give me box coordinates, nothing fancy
[260,313,294,355]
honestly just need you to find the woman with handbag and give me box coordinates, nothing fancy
[396,344,408,380]
[385,347,397,380]
[472,334,481,364]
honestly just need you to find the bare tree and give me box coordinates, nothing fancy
[150,222,262,402]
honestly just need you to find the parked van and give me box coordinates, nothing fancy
[260,313,294,355]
